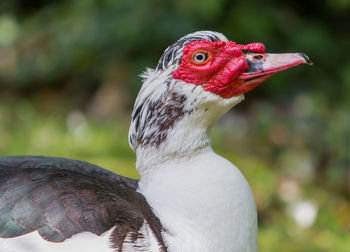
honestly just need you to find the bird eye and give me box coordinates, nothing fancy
[193,52,209,63]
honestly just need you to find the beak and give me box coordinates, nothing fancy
[230,52,312,96]
[239,52,313,81]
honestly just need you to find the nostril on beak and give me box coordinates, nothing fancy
[253,55,264,60]
[296,53,313,65]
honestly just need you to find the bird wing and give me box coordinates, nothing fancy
[0,156,166,251]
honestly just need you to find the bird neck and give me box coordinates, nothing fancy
[135,110,212,176]
[128,68,244,176]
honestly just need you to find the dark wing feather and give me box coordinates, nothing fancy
[0,156,166,251]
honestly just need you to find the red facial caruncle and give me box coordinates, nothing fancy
[173,40,311,98]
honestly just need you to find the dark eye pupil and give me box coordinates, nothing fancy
[196,54,204,61]
[194,52,208,62]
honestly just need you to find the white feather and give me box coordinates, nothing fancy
[0,229,115,252]
[138,150,258,252]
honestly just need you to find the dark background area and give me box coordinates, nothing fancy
[0,0,349,250]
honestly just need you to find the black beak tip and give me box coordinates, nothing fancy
[296,53,313,66]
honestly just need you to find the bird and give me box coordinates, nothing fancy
[0,31,311,252]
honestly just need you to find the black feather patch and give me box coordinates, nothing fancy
[0,156,167,251]
[137,90,192,148]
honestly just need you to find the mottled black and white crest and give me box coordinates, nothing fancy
[156,31,228,71]
[129,31,228,151]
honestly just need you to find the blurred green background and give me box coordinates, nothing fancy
[0,0,349,251]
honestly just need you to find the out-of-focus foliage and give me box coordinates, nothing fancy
[0,0,349,251]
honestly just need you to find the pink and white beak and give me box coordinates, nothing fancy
[232,52,312,95]
[240,52,313,81]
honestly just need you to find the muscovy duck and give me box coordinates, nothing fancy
[0,31,311,252]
